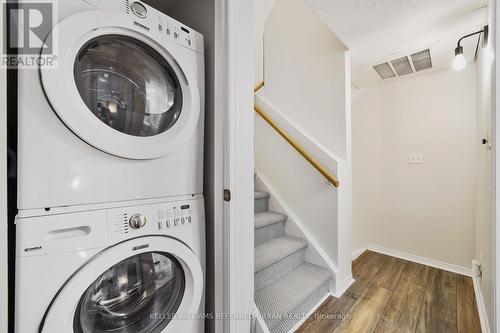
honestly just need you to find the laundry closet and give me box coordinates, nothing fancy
[4,0,225,332]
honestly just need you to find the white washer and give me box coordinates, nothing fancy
[15,196,205,333]
[18,0,205,211]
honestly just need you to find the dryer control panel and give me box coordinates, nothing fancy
[83,0,204,54]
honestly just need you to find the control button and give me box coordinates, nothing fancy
[174,32,179,39]
[174,218,179,226]
[166,28,171,35]
[187,216,192,223]
[186,39,191,46]
[166,220,171,228]
[131,2,147,18]
[129,214,147,229]
[157,221,163,230]
[181,217,185,224]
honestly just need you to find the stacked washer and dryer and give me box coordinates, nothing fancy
[15,1,206,332]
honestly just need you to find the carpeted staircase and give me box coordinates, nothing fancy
[254,190,332,333]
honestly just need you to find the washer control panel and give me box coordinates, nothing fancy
[156,204,193,230]
[107,198,204,241]
[129,213,147,229]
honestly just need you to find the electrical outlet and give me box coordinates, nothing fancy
[409,153,424,164]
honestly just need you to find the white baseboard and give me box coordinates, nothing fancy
[366,244,472,277]
[352,248,366,261]
[287,292,331,333]
[333,275,355,298]
[254,173,339,278]
[472,269,492,333]
[253,303,271,333]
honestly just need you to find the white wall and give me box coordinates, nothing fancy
[475,4,494,330]
[352,68,477,269]
[254,0,276,84]
[255,110,340,265]
[263,0,348,159]
[255,0,351,282]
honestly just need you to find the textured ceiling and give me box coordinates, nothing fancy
[305,0,488,84]
[306,0,487,61]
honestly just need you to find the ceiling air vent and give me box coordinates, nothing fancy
[373,62,396,80]
[411,49,433,72]
[391,56,413,76]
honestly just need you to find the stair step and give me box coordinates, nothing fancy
[254,191,270,200]
[255,211,287,246]
[254,191,270,213]
[255,235,307,273]
[255,263,332,333]
[255,247,305,291]
[255,211,287,229]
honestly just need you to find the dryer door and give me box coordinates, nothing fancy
[40,11,202,160]
[39,236,203,333]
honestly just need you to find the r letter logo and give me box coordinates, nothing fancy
[3,0,58,69]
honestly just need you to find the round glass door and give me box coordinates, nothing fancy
[74,35,183,137]
[73,252,185,333]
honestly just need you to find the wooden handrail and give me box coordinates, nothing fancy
[254,82,340,188]
[254,81,265,93]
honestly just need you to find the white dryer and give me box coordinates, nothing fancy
[15,196,205,333]
[18,0,205,212]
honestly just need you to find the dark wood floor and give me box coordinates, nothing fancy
[297,251,481,333]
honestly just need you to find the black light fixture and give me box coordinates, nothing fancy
[454,25,489,71]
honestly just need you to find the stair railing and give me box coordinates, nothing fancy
[254,82,340,188]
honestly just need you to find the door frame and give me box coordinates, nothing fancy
[225,0,254,332]
[0,0,7,331]
[495,0,500,331]
[213,0,254,332]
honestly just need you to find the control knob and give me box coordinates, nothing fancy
[129,214,147,229]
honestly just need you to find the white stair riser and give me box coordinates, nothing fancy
[255,197,269,213]
[255,222,286,246]
[255,249,306,290]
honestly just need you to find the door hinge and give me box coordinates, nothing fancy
[224,189,231,202]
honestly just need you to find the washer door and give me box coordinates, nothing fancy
[40,11,201,160]
[40,236,203,333]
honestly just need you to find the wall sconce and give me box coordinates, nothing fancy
[453,25,489,71]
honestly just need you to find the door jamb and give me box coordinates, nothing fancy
[495,0,499,330]
[0,0,8,331]
[222,0,255,332]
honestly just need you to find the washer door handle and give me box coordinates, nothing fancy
[46,226,91,240]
